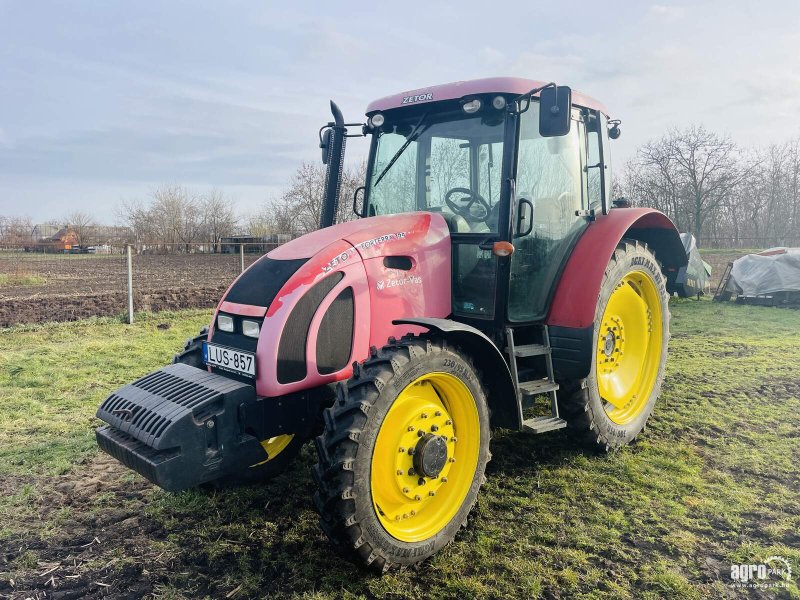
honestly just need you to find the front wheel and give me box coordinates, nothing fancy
[313,337,491,572]
[559,240,670,451]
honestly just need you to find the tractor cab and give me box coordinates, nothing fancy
[328,78,616,326]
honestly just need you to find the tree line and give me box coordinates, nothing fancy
[621,125,800,248]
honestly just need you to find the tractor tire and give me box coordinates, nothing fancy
[313,336,491,572]
[172,326,208,368]
[174,326,306,485]
[559,239,670,452]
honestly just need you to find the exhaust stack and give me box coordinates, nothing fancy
[320,100,346,229]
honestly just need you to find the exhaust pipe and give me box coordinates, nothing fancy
[319,100,346,229]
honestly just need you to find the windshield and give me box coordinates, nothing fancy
[366,112,505,233]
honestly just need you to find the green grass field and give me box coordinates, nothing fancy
[0,302,798,599]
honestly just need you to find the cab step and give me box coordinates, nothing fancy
[506,343,549,357]
[506,326,565,435]
[522,416,567,434]
[519,379,559,397]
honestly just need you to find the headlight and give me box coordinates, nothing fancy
[369,113,385,128]
[462,98,482,114]
[242,320,260,338]
[217,314,234,332]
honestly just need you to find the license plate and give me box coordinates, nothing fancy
[203,342,256,378]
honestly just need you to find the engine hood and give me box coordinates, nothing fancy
[211,211,453,398]
[268,212,450,261]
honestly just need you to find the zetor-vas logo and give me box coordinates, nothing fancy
[402,93,433,104]
[730,556,792,590]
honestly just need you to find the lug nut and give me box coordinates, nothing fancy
[450,436,457,443]
[408,448,415,455]
[414,495,421,501]
[395,515,401,521]
[402,513,409,519]
[429,491,436,497]
[445,419,453,425]
[441,477,448,483]
[410,510,417,516]
[430,424,439,432]
[402,487,410,493]
[449,457,456,463]
[408,468,416,476]
[408,425,415,432]
[418,430,425,437]
[418,477,426,486]
[434,411,442,417]
[397,469,404,476]
[398,447,406,453]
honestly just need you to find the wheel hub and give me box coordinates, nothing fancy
[602,330,616,357]
[413,434,448,478]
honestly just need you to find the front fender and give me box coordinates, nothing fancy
[394,317,519,430]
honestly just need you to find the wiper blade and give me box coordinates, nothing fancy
[373,112,429,188]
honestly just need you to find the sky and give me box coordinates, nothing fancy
[1,0,799,224]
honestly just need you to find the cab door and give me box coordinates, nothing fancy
[507,104,588,322]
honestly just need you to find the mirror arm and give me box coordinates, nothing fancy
[512,82,556,114]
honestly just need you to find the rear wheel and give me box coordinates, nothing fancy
[559,240,670,451]
[174,327,305,484]
[313,337,490,572]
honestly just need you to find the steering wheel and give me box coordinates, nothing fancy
[444,187,492,223]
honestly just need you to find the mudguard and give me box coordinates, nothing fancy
[393,317,519,429]
[546,208,686,380]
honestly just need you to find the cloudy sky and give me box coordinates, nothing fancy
[1,0,798,224]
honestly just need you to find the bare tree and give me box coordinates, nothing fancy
[256,160,367,236]
[65,210,96,246]
[199,189,237,249]
[0,215,34,247]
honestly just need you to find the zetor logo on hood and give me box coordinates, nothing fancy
[402,92,433,104]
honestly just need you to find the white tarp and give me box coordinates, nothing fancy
[727,248,800,296]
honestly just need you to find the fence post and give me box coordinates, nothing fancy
[126,244,134,324]
[240,243,245,273]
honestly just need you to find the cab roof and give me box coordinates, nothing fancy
[365,76,609,116]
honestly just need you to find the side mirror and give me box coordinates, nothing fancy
[515,198,534,237]
[353,186,366,217]
[539,86,572,137]
[320,128,332,164]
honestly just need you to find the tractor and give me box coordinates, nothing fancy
[96,77,687,572]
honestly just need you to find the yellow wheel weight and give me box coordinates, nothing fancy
[370,372,481,542]
[596,270,663,425]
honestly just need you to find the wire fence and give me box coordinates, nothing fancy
[0,241,292,328]
[0,234,790,327]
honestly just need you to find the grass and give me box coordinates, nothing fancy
[0,272,47,287]
[0,301,798,598]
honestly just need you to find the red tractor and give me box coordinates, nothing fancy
[96,77,686,571]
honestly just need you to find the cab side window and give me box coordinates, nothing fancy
[586,112,603,212]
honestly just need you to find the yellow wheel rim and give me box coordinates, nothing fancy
[250,434,295,467]
[596,270,663,425]
[370,372,480,542]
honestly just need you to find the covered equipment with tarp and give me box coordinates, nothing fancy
[724,248,800,306]
[674,233,712,298]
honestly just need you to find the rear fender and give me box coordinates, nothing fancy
[545,208,686,380]
[393,317,519,430]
